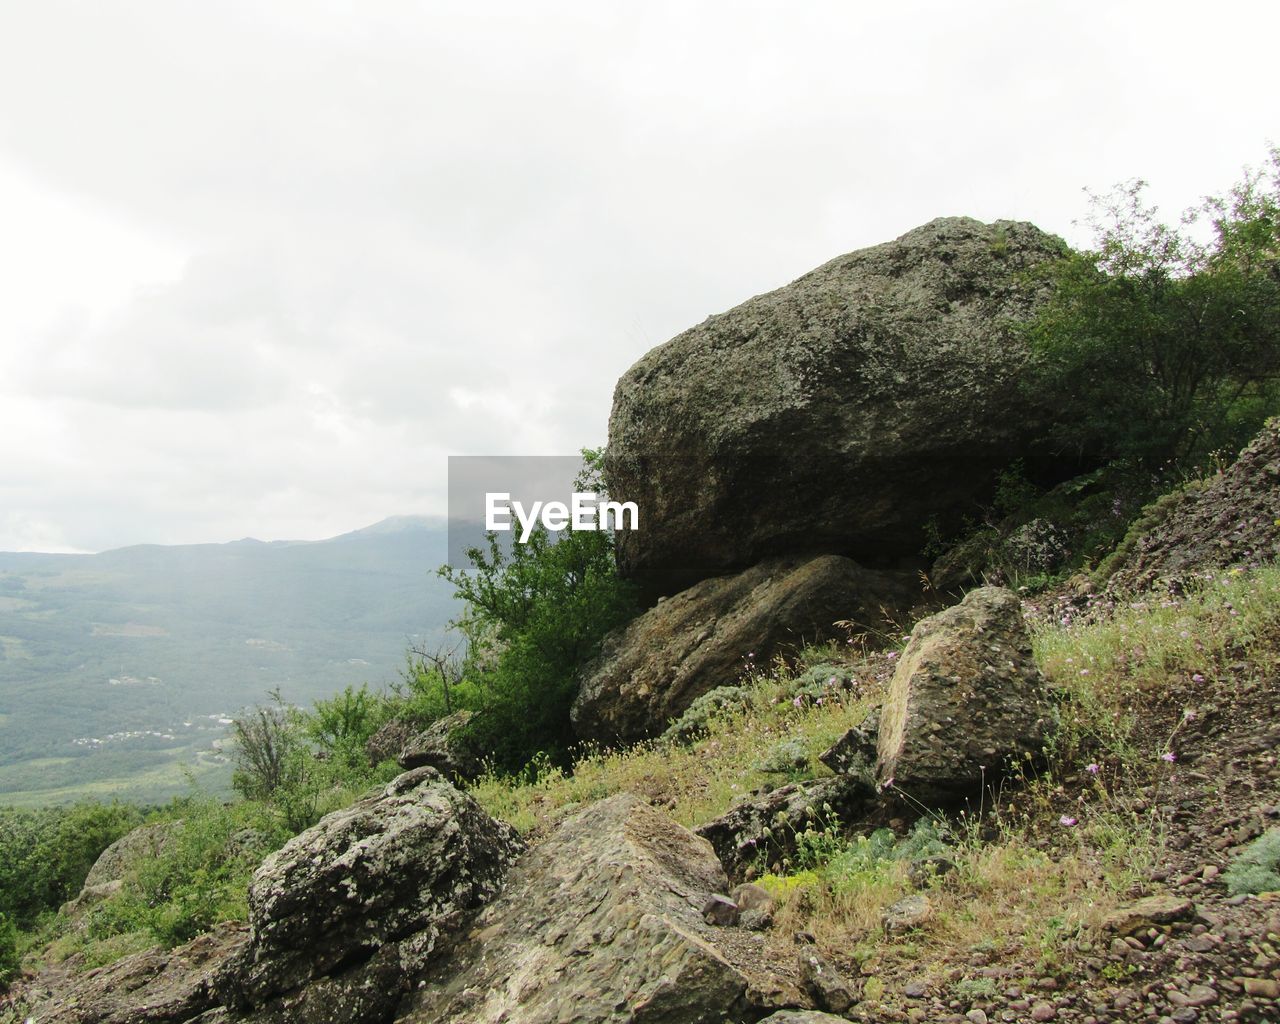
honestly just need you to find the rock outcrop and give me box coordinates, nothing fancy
[218,767,523,1010]
[398,794,796,1023]
[16,924,247,1024]
[875,586,1055,802]
[398,709,479,779]
[572,554,912,744]
[606,217,1069,595]
[696,775,874,880]
[1100,418,1280,593]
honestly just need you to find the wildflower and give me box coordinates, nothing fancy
[886,651,898,661]
[747,651,755,659]
[1161,752,1177,762]
[792,695,803,708]
[881,776,894,790]
[1085,763,1100,775]
[1059,815,1077,827]
[1079,669,1090,676]
[1191,673,1205,683]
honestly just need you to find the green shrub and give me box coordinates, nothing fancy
[1224,828,1280,895]
[0,802,142,929]
[0,911,19,989]
[438,450,640,773]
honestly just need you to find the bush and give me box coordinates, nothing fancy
[0,802,142,929]
[438,450,640,773]
[0,911,19,989]
[1224,828,1280,895]
[83,798,290,949]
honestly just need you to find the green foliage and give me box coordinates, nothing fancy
[1224,828,1280,895]
[231,690,396,831]
[437,450,640,773]
[81,798,289,949]
[304,684,387,757]
[0,801,142,929]
[1026,149,1280,466]
[0,912,19,989]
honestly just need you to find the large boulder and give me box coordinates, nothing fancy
[397,794,799,1023]
[606,217,1069,596]
[218,767,523,1009]
[571,554,912,745]
[875,587,1055,802]
[82,820,177,890]
[1100,418,1280,593]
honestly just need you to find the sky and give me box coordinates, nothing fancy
[0,1,1276,553]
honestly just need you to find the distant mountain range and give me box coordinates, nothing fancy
[0,517,454,806]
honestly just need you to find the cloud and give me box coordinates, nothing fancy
[0,0,1276,550]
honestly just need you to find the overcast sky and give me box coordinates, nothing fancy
[0,1,1275,552]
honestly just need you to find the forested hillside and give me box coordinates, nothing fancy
[0,517,452,805]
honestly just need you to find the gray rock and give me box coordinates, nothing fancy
[696,775,873,879]
[882,894,933,933]
[875,586,1055,803]
[759,1015,851,1024]
[798,949,858,1013]
[398,794,785,1023]
[1100,417,1280,593]
[572,554,911,745]
[397,709,479,780]
[364,717,418,765]
[606,217,1069,596]
[818,708,880,779]
[16,923,247,1024]
[83,820,178,890]
[218,767,522,1008]
[702,893,740,927]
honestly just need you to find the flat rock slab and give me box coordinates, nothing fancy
[398,794,794,1023]
[17,923,247,1024]
[572,554,911,745]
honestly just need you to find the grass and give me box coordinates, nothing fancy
[469,650,896,835]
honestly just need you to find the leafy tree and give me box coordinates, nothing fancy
[1026,147,1280,465]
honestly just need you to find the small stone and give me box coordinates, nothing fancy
[1030,1002,1056,1021]
[740,907,774,931]
[1170,1010,1198,1024]
[799,950,858,1013]
[883,894,933,934]
[966,1010,989,1024]
[1102,894,1196,936]
[701,893,739,927]
[1185,985,1218,1007]
[904,979,929,998]
[1240,978,1279,998]
[1183,935,1216,953]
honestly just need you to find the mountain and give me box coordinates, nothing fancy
[0,518,455,806]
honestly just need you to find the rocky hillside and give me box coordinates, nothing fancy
[3,223,1279,1024]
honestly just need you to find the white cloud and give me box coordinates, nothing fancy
[0,0,1276,550]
